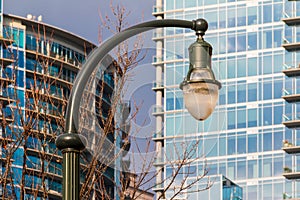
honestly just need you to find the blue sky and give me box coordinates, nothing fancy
[3,0,155,44]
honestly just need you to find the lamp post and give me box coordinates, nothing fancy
[56,18,221,200]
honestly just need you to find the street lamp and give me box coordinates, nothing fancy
[180,19,221,120]
[56,18,221,200]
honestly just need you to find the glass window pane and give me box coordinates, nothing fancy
[237,7,246,26]
[237,84,246,103]
[237,160,246,179]
[227,8,236,27]
[248,6,257,25]
[274,105,283,125]
[237,34,246,52]
[263,5,272,23]
[248,134,257,153]
[237,136,246,154]
[227,59,236,78]
[274,3,282,22]
[228,35,236,53]
[219,10,226,29]
[237,109,246,128]
[263,30,272,49]
[248,108,257,127]
[248,57,257,76]
[274,29,282,48]
[237,58,246,77]
[263,132,272,151]
[228,85,236,104]
[248,32,257,50]
[263,55,272,74]
[263,82,272,100]
[248,83,257,102]
[228,136,236,155]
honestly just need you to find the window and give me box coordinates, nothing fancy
[273,54,283,73]
[185,0,196,8]
[219,10,226,29]
[274,29,282,48]
[228,135,236,155]
[175,0,183,9]
[219,137,226,156]
[263,30,272,49]
[248,108,257,127]
[237,34,246,52]
[263,106,272,125]
[263,55,272,74]
[274,131,283,150]
[228,85,236,104]
[273,3,282,22]
[237,160,246,179]
[175,115,183,135]
[237,136,246,154]
[263,158,272,177]
[263,132,272,151]
[248,32,257,50]
[219,35,226,54]
[247,57,258,76]
[274,105,283,124]
[237,109,246,128]
[227,59,236,79]
[205,11,218,30]
[166,117,174,136]
[227,35,236,53]
[227,7,236,27]
[237,83,246,103]
[248,7,257,25]
[237,58,246,77]
[248,134,257,153]
[227,110,236,129]
[237,6,246,26]
[248,83,257,102]
[263,5,272,23]
[205,138,217,157]
[263,81,272,100]
[166,92,174,111]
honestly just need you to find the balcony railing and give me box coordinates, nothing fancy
[283,113,300,128]
[283,168,300,179]
[282,41,300,51]
[282,64,300,76]
[282,88,300,102]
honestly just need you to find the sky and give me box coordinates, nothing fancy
[3,0,155,44]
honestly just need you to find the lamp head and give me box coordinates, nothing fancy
[180,22,221,120]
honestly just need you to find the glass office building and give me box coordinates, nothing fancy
[152,0,300,199]
[0,2,120,199]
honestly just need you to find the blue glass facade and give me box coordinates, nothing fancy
[153,0,300,199]
[0,11,117,199]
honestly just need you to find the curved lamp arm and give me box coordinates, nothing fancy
[64,19,206,134]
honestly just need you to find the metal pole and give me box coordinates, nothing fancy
[56,18,208,200]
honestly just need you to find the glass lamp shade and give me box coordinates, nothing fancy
[182,81,219,121]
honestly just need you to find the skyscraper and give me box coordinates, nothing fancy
[153,0,298,199]
[0,1,120,199]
